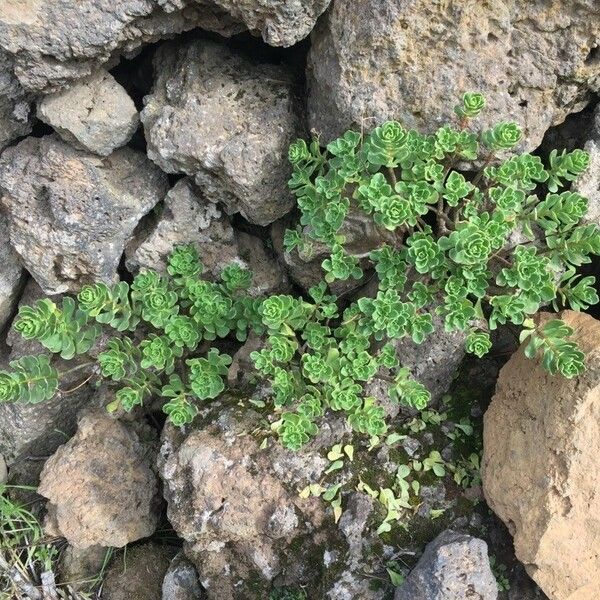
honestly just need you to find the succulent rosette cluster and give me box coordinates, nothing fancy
[1,95,597,451]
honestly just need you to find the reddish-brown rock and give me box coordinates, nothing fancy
[482,311,600,600]
[39,411,160,549]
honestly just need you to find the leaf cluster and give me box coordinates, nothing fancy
[2,94,597,453]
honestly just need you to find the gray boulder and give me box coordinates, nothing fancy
[0,134,169,294]
[37,69,139,156]
[0,0,245,93]
[0,50,32,151]
[39,411,160,548]
[125,177,236,277]
[395,530,498,600]
[0,367,94,467]
[126,178,288,295]
[356,276,466,405]
[573,103,600,224]
[141,39,303,226]
[209,0,331,47]
[395,312,466,404]
[0,0,328,96]
[0,212,24,333]
[162,553,205,600]
[308,0,600,147]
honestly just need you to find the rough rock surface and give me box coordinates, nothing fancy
[0,453,6,485]
[0,134,169,294]
[126,178,288,295]
[0,211,24,333]
[0,357,94,466]
[327,492,382,600]
[357,285,466,405]
[482,311,600,600]
[237,231,290,297]
[38,411,160,549]
[159,415,319,599]
[141,39,303,226]
[159,402,390,599]
[0,50,32,150]
[125,178,234,276]
[0,281,98,466]
[573,103,600,224]
[101,543,176,600]
[308,0,600,146]
[395,530,497,600]
[395,312,466,404]
[0,1,245,93]
[210,0,331,47]
[0,0,328,95]
[162,553,205,600]
[37,69,139,156]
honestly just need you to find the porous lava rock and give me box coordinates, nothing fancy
[308,0,600,148]
[0,134,169,294]
[141,38,303,226]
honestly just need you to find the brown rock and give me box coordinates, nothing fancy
[482,311,600,600]
[159,402,394,599]
[159,421,310,599]
[38,411,160,549]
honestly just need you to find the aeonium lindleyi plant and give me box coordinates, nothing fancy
[0,93,598,450]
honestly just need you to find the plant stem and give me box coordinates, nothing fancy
[59,361,95,378]
[387,167,397,186]
[471,153,494,187]
[430,205,453,231]
[493,254,512,266]
[374,372,396,384]
[60,372,95,394]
